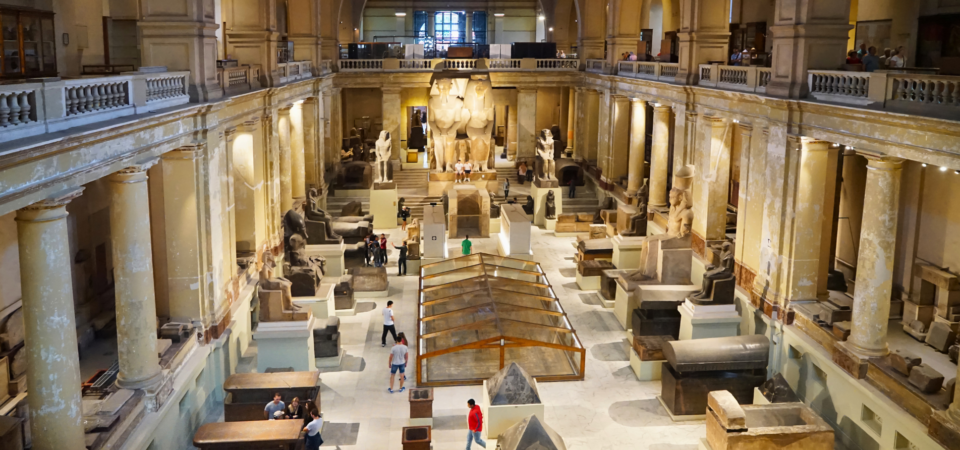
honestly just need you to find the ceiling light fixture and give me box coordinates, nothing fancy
[494,13,505,17]
[539,15,545,21]
[395,12,406,17]
[940,166,948,172]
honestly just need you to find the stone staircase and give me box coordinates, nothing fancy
[326,194,369,218]
[393,167,430,190]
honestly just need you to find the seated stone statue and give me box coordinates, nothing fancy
[282,209,325,296]
[690,241,735,304]
[258,250,309,322]
[594,197,614,224]
[624,186,694,282]
[304,188,342,245]
[621,180,649,237]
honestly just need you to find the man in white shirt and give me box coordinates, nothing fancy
[455,160,464,183]
[388,332,409,393]
[381,301,397,347]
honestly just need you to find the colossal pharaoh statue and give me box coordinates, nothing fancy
[428,79,465,172]
[537,129,556,180]
[375,130,392,183]
[463,77,494,172]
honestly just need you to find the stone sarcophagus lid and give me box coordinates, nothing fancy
[194,420,304,450]
[705,390,833,450]
[346,266,388,293]
[660,335,769,417]
[408,387,433,419]
[497,414,566,450]
[313,316,341,358]
[222,371,321,422]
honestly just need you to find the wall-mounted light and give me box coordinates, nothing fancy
[494,13,505,17]
[922,163,928,167]
[653,103,662,107]
[548,27,554,32]
[940,166,948,172]
[395,12,407,17]
[954,170,959,175]
[538,15,545,21]
[732,119,739,123]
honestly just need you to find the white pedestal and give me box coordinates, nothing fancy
[545,218,557,231]
[305,241,347,279]
[370,187,399,229]
[482,379,545,438]
[406,258,422,275]
[612,235,645,270]
[254,316,317,373]
[423,204,447,259]
[530,184,562,227]
[292,284,336,320]
[499,204,532,259]
[497,233,534,261]
[614,283,632,331]
[629,349,663,381]
[354,288,390,299]
[489,217,501,234]
[576,272,600,290]
[678,300,741,340]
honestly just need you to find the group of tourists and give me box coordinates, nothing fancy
[263,394,324,449]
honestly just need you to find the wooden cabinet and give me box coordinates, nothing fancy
[1,8,56,79]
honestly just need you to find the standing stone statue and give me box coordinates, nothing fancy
[428,79,465,172]
[545,190,557,219]
[537,129,556,180]
[464,78,494,172]
[691,241,735,301]
[375,130,392,183]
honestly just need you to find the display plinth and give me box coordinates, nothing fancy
[498,204,532,260]
[576,272,600,290]
[316,348,345,368]
[615,282,700,331]
[657,395,707,421]
[292,284,336,320]
[482,379,545,439]
[370,187,399,229]
[612,235,645,270]
[530,184,561,227]
[352,288,389,299]
[629,349,663,381]
[422,204,447,259]
[448,185,491,238]
[406,258,421,275]
[545,218,557,231]
[304,241,346,279]
[489,217,501,234]
[427,171,498,196]
[678,300,741,340]
[254,316,317,373]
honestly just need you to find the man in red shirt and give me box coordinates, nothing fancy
[466,399,486,449]
[379,234,388,265]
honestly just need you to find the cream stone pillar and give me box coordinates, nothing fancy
[302,97,322,190]
[649,104,672,209]
[324,88,343,172]
[608,95,631,185]
[234,119,265,252]
[382,87,402,159]
[139,0,222,101]
[766,0,853,98]
[733,124,754,265]
[278,105,293,212]
[692,116,732,244]
[606,0,642,67]
[845,156,903,357]
[596,92,612,183]
[16,189,85,450]
[290,102,306,200]
[319,0,340,61]
[288,0,321,70]
[627,99,647,196]
[517,88,538,160]
[566,87,576,152]
[779,139,837,302]
[675,0,731,84]
[108,164,163,390]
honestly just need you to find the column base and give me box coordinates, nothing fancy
[116,369,164,390]
[929,409,960,450]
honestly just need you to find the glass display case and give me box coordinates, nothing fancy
[417,254,585,386]
[0,7,56,78]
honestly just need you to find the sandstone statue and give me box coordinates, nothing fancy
[428,79,465,172]
[537,129,556,180]
[375,130,392,183]
[464,78,494,172]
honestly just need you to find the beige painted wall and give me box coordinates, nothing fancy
[835,153,867,277]
[914,166,960,286]
[0,212,20,312]
[400,87,430,149]
[536,87,561,134]
[493,88,518,153]
[342,88,383,136]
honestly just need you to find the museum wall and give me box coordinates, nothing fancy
[400,87,430,150]
[362,7,411,42]
[339,0,356,43]
[148,164,171,319]
[500,9,537,44]
[914,164,960,292]
[895,160,924,299]
[834,153,867,283]
[342,88,384,136]
[536,87,561,134]
[493,88,518,152]
[0,213,20,312]
[66,179,114,312]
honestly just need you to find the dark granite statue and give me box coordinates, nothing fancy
[523,195,535,215]
[304,188,342,245]
[313,316,341,358]
[621,180,649,237]
[594,197,614,224]
[282,209,325,297]
[545,191,557,220]
[690,241,734,303]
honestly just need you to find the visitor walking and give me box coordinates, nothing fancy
[466,399,486,449]
[518,162,527,185]
[380,234,388,265]
[503,178,510,199]
[264,393,286,420]
[568,177,576,199]
[303,410,324,450]
[388,333,409,393]
[462,235,472,256]
[393,240,408,276]
[363,235,372,266]
[400,206,411,231]
[381,301,398,347]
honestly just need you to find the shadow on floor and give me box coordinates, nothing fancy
[432,414,468,431]
[591,340,630,362]
[608,398,670,427]
[321,422,360,446]
[355,301,377,313]
[558,267,577,278]
[579,293,601,306]
[323,355,365,373]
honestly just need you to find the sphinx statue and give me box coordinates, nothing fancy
[537,129,556,180]
[282,209,325,296]
[620,179,649,237]
[464,78,494,172]
[690,241,735,303]
[545,190,557,219]
[258,249,308,322]
[375,130,392,183]
[304,188,342,245]
[428,79,466,173]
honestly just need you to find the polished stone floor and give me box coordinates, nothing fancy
[235,225,705,450]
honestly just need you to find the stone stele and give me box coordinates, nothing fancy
[487,362,541,406]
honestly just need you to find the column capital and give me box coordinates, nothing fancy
[242,117,261,132]
[863,155,905,170]
[655,103,673,112]
[704,115,726,126]
[381,87,402,95]
[16,187,84,221]
[737,122,754,133]
[630,97,646,104]
[278,104,294,115]
[303,96,320,104]
[684,109,696,118]
[799,137,833,152]
[109,159,160,184]
[163,143,206,160]
[220,127,238,143]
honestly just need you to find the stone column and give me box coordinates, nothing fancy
[517,88,538,161]
[627,99,647,196]
[290,103,306,200]
[733,124,754,265]
[766,0,853,98]
[138,0,222,101]
[581,89,600,164]
[693,116,732,244]
[278,105,293,212]
[324,88,343,173]
[16,189,85,450]
[288,0,321,71]
[649,104,672,209]
[108,164,163,390]
[845,156,903,357]
[382,87,402,159]
[572,87,586,162]
[674,0,731,84]
[302,97,321,190]
[566,87,576,152]
[609,95,631,185]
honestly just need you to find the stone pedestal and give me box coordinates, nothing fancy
[305,241,346,279]
[678,300,741,340]
[370,186,399,229]
[576,271,600,290]
[629,349,663,381]
[427,171,498,196]
[530,184,562,227]
[254,316,317,373]
[482,379,545,439]
[293,284,335,320]
[422,205,447,259]
[615,283,699,331]
[499,204,532,260]
[612,235,645,270]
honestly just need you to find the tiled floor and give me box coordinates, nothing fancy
[235,225,704,450]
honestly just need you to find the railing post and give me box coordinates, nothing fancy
[869,72,888,105]
[746,67,758,89]
[40,78,66,122]
[129,74,148,110]
[520,58,536,70]
[710,64,720,84]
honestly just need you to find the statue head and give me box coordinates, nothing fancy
[668,187,691,208]
[436,79,452,96]
[379,130,389,141]
[540,129,552,140]
[475,82,488,97]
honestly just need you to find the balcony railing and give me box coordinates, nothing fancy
[617,61,679,82]
[537,59,579,70]
[217,64,262,96]
[0,69,190,144]
[698,64,771,94]
[336,58,579,73]
[339,59,383,72]
[808,70,960,115]
[585,59,611,74]
[489,59,521,70]
[399,59,434,71]
[444,59,477,70]
[278,61,313,83]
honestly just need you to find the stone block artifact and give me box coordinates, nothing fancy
[313,317,341,358]
[496,415,566,450]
